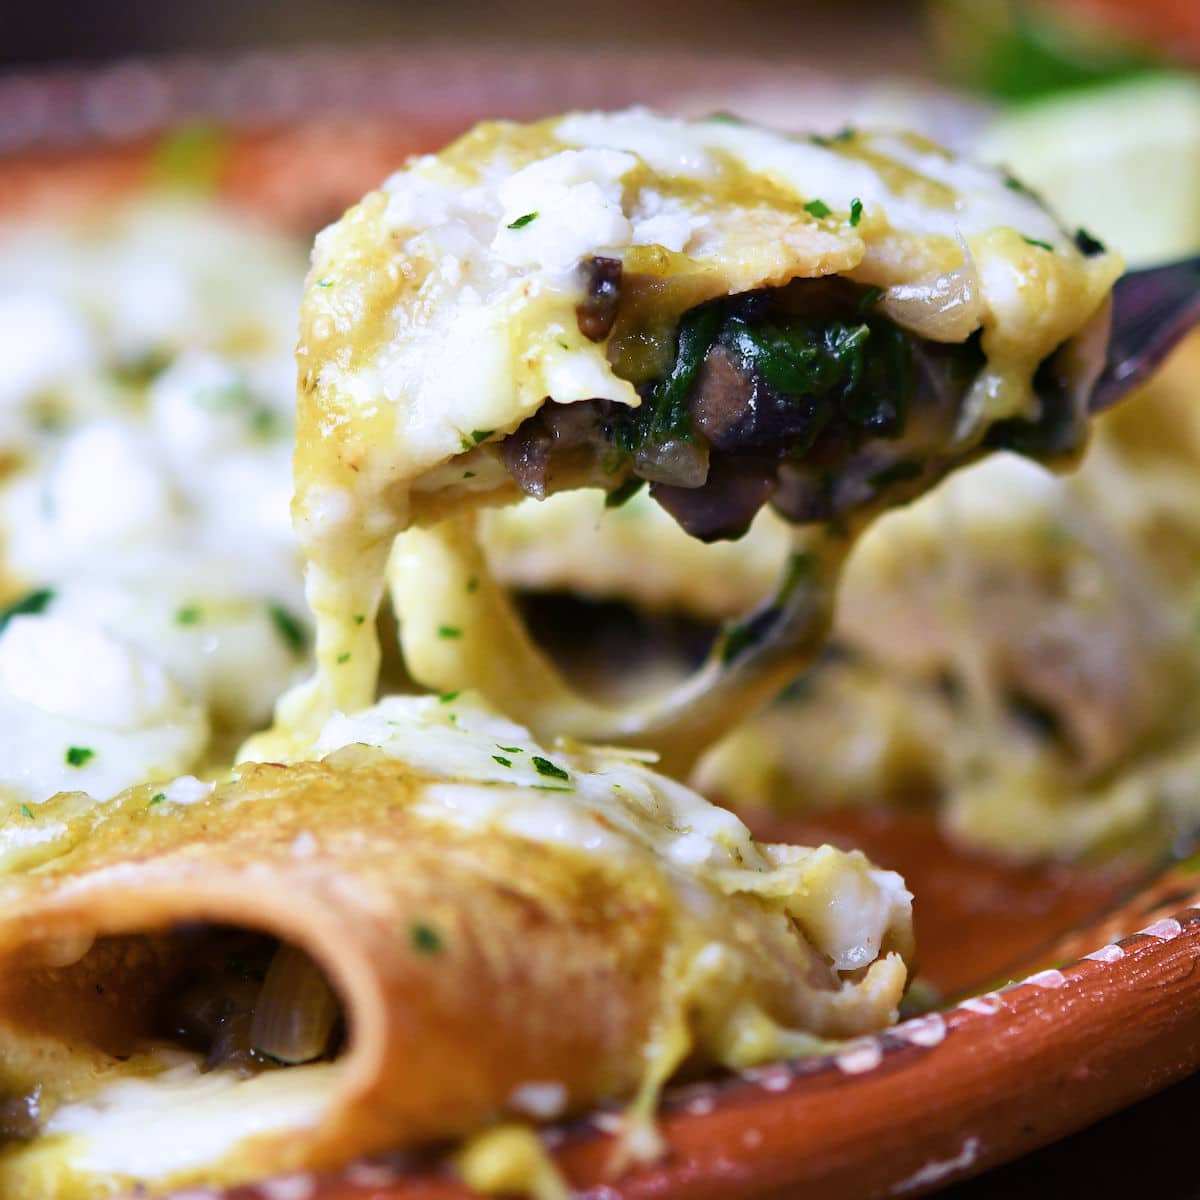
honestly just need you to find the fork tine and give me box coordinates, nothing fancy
[1091,256,1200,412]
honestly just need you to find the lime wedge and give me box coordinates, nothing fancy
[979,73,1200,266]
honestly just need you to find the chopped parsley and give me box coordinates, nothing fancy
[466,577,479,594]
[316,278,334,288]
[492,755,513,767]
[336,652,351,664]
[531,755,569,781]
[250,407,282,439]
[1022,236,1054,252]
[439,691,460,704]
[469,429,493,444]
[353,613,366,625]
[849,197,863,227]
[605,476,645,510]
[497,745,523,754]
[268,603,308,654]
[149,792,166,806]
[19,804,33,820]
[1074,227,1106,257]
[809,126,854,148]
[65,746,94,768]
[0,588,54,634]
[410,921,444,955]
[507,212,538,230]
[804,198,832,219]
[462,470,476,479]
[437,625,462,639]
[111,347,171,388]
[175,605,203,626]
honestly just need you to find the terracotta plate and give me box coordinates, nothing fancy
[2,46,1198,1200]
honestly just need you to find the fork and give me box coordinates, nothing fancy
[1091,255,1200,412]
[605,256,1200,776]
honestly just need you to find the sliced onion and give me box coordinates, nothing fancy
[249,943,340,1064]
[880,233,983,344]
[633,438,710,487]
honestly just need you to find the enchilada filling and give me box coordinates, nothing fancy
[504,276,991,541]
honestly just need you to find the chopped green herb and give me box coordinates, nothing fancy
[336,652,351,664]
[111,348,171,388]
[438,625,462,639]
[410,921,443,955]
[492,755,513,767]
[19,804,33,820]
[616,303,719,450]
[150,123,228,194]
[507,212,538,230]
[269,603,308,654]
[1074,227,1106,257]
[1022,236,1054,252]
[316,278,333,288]
[65,746,94,768]
[466,577,479,594]
[856,285,885,315]
[462,470,476,479]
[531,755,569,781]
[705,112,744,125]
[718,617,758,665]
[830,126,855,143]
[1003,173,1027,193]
[439,691,460,704]
[804,198,832,219]
[175,605,203,626]
[469,429,493,445]
[776,551,816,607]
[497,745,523,754]
[353,613,366,626]
[605,476,645,509]
[149,792,166,806]
[250,407,282,439]
[530,784,573,792]
[0,588,54,634]
[848,197,863,227]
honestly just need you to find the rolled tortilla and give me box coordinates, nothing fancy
[253,107,1120,771]
[0,694,912,1198]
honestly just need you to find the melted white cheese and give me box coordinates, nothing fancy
[44,1060,335,1179]
[0,199,310,799]
[315,693,911,970]
[0,614,207,803]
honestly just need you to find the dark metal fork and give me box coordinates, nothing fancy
[1091,255,1200,412]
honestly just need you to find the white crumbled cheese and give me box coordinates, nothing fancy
[42,421,178,552]
[0,290,94,413]
[160,775,215,805]
[491,149,637,271]
[0,615,180,730]
[508,1081,568,1120]
[0,199,308,800]
[0,614,207,804]
[314,693,912,949]
[291,830,318,858]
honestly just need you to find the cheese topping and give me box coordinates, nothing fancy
[0,199,310,798]
[267,108,1119,762]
